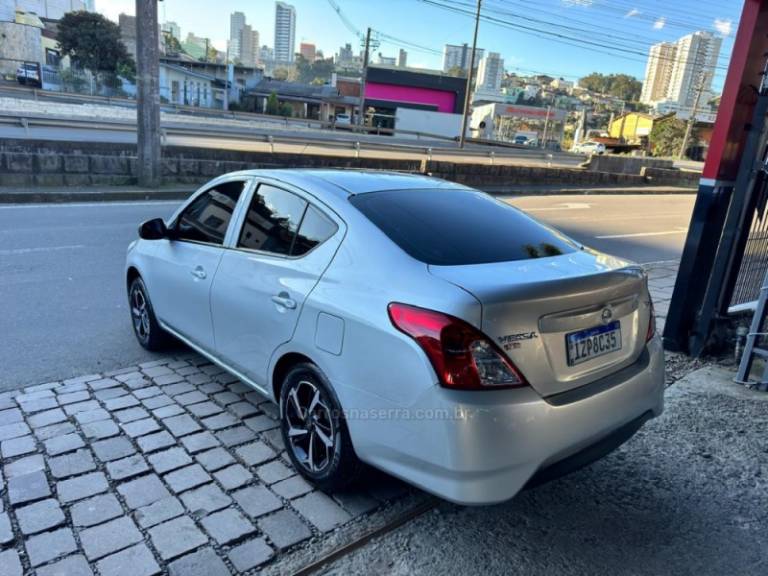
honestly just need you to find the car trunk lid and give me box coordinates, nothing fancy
[429,251,652,397]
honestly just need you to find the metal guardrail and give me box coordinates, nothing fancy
[0,110,572,165]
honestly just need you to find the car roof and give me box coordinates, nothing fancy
[224,169,468,196]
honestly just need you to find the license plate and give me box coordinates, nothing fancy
[566,321,622,366]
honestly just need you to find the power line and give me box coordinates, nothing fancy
[419,0,730,73]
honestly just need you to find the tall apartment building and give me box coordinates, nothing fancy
[274,1,296,64]
[442,43,484,73]
[398,49,407,68]
[229,11,246,62]
[230,12,260,67]
[641,31,722,113]
[640,41,677,104]
[476,52,503,93]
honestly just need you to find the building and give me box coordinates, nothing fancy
[640,41,676,104]
[608,111,655,144]
[640,31,722,114]
[0,7,43,76]
[229,11,245,62]
[442,43,484,73]
[398,49,407,68]
[161,21,180,41]
[117,13,138,59]
[470,102,566,145]
[159,62,221,108]
[376,53,396,66]
[362,66,467,131]
[476,52,503,92]
[0,0,88,20]
[300,42,316,61]
[549,77,574,93]
[247,78,357,120]
[182,32,210,61]
[274,1,296,64]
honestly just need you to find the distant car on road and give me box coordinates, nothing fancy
[334,113,352,130]
[126,169,664,504]
[513,135,529,146]
[572,141,606,155]
[16,63,41,87]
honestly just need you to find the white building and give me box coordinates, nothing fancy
[476,52,503,92]
[376,53,396,66]
[274,1,296,64]
[229,11,246,62]
[641,31,722,115]
[159,62,220,108]
[442,43,484,73]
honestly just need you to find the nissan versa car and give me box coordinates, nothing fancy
[126,170,664,505]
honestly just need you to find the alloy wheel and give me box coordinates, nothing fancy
[130,284,151,343]
[284,379,336,474]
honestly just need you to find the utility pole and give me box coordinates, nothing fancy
[459,0,481,148]
[357,27,372,127]
[136,0,161,188]
[679,73,707,160]
[541,105,551,148]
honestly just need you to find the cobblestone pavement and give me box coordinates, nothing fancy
[0,262,679,575]
[0,355,414,576]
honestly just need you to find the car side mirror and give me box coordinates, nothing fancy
[138,218,169,240]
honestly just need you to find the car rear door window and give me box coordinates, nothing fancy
[349,188,578,266]
[175,181,245,245]
[238,184,307,255]
[292,206,338,256]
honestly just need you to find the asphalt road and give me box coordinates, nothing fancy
[0,194,694,391]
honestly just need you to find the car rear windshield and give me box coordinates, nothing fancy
[349,188,579,266]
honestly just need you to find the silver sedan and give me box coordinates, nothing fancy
[126,169,664,505]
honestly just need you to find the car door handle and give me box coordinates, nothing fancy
[190,266,207,280]
[271,294,297,310]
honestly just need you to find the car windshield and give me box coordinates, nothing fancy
[350,188,579,266]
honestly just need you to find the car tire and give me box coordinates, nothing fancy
[128,276,171,351]
[280,363,363,492]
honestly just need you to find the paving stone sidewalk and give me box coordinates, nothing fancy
[0,355,410,576]
[0,262,679,576]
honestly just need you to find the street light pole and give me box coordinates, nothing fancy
[136,0,161,188]
[459,0,482,148]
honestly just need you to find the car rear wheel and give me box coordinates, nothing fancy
[128,276,171,351]
[280,363,362,492]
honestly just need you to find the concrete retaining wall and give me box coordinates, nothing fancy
[585,155,675,174]
[0,139,699,190]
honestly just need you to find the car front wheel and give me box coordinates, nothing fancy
[128,276,171,351]
[280,363,362,492]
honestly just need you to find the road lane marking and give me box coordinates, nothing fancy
[0,244,85,255]
[515,202,592,212]
[596,228,688,239]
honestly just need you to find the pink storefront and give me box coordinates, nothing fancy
[362,66,467,129]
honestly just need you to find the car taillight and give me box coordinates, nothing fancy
[388,303,528,390]
[646,299,656,342]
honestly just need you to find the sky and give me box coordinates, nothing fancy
[96,0,742,91]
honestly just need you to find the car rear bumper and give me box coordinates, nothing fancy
[352,336,664,505]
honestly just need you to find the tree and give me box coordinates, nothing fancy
[578,72,642,102]
[650,117,688,157]
[57,11,135,86]
[264,92,292,117]
[446,65,466,78]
